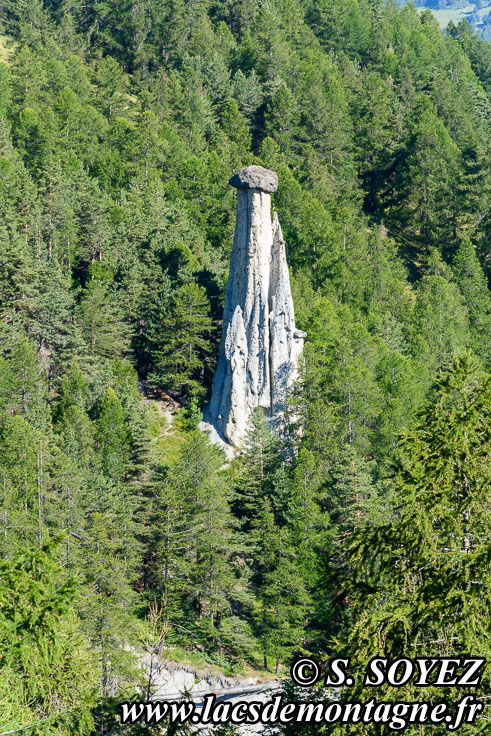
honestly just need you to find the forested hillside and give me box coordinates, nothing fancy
[398,1,491,42]
[0,1,489,734]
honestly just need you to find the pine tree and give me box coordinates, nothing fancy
[351,69,403,215]
[324,443,383,614]
[333,354,490,734]
[453,237,491,367]
[220,98,252,150]
[152,281,214,398]
[77,510,139,736]
[0,335,48,428]
[233,69,263,124]
[57,360,89,414]
[330,322,383,453]
[96,387,129,481]
[0,415,42,555]
[132,264,173,378]
[234,407,281,529]
[327,444,381,533]
[414,273,469,372]
[152,462,191,637]
[93,56,129,122]
[252,499,310,674]
[264,83,300,156]
[28,260,84,391]
[77,268,132,360]
[153,432,247,653]
[0,540,97,735]
[392,96,459,260]
[288,448,330,584]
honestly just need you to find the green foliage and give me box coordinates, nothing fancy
[233,408,281,528]
[95,387,128,479]
[252,499,310,674]
[393,95,460,260]
[453,237,491,367]
[0,540,97,735]
[414,272,469,371]
[150,282,214,397]
[332,354,490,733]
[0,0,488,723]
[77,268,132,360]
[149,431,250,659]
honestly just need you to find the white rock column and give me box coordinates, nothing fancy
[270,212,306,420]
[204,165,305,448]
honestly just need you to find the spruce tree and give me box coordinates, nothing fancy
[152,281,213,398]
[233,407,281,529]
[453,237,491,367]
[96,387,129,481]
[287,448,330,601]
[333,354,490,734]
[393,96,459,260]
[253,499,310,674]
[414,273,469,372]
[0,415,41,554]
[0,540,97,735]
[77,271,132,360]
[154,432,248,653]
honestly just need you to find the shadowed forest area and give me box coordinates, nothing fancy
[0,1,489,734]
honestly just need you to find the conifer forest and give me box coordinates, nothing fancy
[0,1,489,735]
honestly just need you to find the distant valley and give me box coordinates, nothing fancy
[401,1,491,39]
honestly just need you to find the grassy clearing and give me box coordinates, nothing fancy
[154,413,188,462]
[417,2,491,29]
[0,35,16,65]
[159,645,277,681]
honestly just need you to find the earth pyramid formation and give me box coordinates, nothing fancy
[204,165,306,448]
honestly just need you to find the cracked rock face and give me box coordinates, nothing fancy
[204,166,304,448]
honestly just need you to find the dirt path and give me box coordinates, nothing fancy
[138,379,180,435]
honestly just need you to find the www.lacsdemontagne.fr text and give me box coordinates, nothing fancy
[120,693,484,731]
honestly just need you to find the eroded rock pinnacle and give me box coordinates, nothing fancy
[203,165,304,448]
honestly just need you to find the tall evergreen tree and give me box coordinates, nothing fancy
[332,354,490,734]
[0,540,97,735]
[95,387,129,481]
[453,237,491,367]
[233,408,281,529]
[151,282,214,398]
[252,499,310,674]
[0,0,488,714]
[392,96,459,261]
[413,273,469,372]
